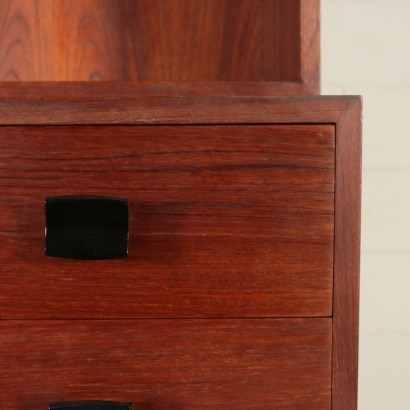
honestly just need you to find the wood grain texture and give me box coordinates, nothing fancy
[300,0,321,93]
[0,124,334,319]
[0,92,358,125]
[0,0,53,80]
[332,97,362,409]
[0,0,320,94]
[0,80,316,97]
[0,93,361,408]
[124,0,301,82]
[0,0,129,81]
[0,319,332,409]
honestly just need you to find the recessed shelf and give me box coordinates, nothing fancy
[0,0,320,95]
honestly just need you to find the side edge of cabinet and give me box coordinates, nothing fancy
[332,98,362,410]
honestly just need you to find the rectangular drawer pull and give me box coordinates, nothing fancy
[45,196,129,260]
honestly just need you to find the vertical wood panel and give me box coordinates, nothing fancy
[0,0,128,80]
[0,0,311,84]
[52,0,129,80]
[262,0,301,82]
[124,0,301,82]
[332,98,362,409]
[0,0,53,80]
[300,0,321,93]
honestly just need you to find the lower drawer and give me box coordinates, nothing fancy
[0,319,331,409]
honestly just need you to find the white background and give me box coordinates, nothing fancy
[322,1,410,408]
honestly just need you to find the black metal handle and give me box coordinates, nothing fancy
[45,195,129,260]
[49,401,132,410]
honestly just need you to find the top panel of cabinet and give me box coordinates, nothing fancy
[0,0,320,95]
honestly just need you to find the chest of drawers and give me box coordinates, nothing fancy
[0,92,361,409]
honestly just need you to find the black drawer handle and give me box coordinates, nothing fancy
[49,400,132,410]
[45,195,129,260]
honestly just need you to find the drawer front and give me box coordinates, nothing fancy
[0,125,334,318]
[0,319,332,409]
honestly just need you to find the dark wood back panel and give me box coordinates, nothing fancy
[0,124,334,319]
[124,0,301,82]
[0,319,332,409]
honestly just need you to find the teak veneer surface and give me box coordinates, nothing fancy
[0,93,357,125]
[0,93,361,409]
[0,124,334,319]
[0,319,332,409]
[0,0,320,94]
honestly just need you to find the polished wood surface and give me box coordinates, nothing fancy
[332,97,362,410]
[0,80,316,97]
[0,124,334,319]
[0,319,332,409]
[0,94,361,408]
[123,0,301,82]
[0,0,137,81]
[0,91,357,125]
[0,0,320,94]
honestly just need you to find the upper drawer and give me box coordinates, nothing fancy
[0,124,334,318]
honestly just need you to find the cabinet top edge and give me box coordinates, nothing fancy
[0,89,361,126]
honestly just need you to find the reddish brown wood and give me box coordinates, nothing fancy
[332,98,362,410]
[0,0,131,81]
[0,93,361,408]
[124,0,302,83]
[0,80,316,97]
[0,0,320,94]
[0,124,334,319]
[300,0,321,92]
[0,0,52,80]
[0,318,332,409]
[0,92,357,125]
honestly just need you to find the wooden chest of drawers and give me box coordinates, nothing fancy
[0,92,361,409]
